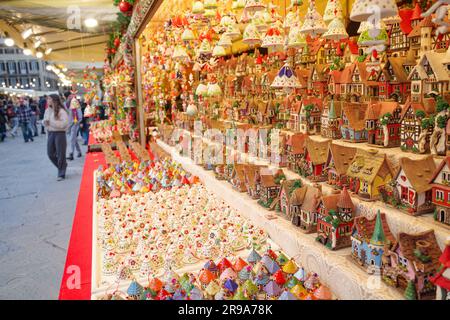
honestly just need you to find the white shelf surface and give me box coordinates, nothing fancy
[157,139,406,300]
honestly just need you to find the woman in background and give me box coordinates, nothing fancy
[43,94,69,181]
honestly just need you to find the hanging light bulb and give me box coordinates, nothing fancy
[3,32,14,47]
[21,28,33,39]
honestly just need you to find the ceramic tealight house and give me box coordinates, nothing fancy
[365,101,402,148]
[400,97,436,153]
[299,137,330,181]
[316,187,355,250]
[285,133,306,172]
[389,156,436,215]
[430,239,450,300]
[298,97,322,135]
[244,165,265,200]
[351,210,395,272]
[378,57,411,103]
[258,170,284,209]
[346,149,395,201]
[340,102,368,142]
[230,164,248,193]
[382,230,442,300]
[277,179,303,218]
[430,156,450,226]
[291,185,321,233]
[325,143,356,189]
[309,64,329,98]
[409,50,449,103]
[321,99,342,139]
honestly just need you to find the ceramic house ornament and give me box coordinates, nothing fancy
[299,0,328,37]
[323,0,344,23]
[243,23,262,46]
[271,63,301,89]
[322,17,348,40]
[350,0,398,22]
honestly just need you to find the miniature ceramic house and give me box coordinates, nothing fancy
[277,179,303,218]
[316,187,355,250]
[378,57,411,103]
[244,165,265,199]
[365,101,402,148]
[351,211,395,271]
[230,164,248,193]
[430,240,450,300]
[340,102,368,142]
[309,64,329,98]
[430,157,450,226]
[325,143,356,189]
[285,133,306,172]
[291,185,321,233]
[400,97,436,153]
[382,230,442,300]
[408,50,449,103]
[346,149,395,201]
[259,172,282,208]
[299,97,322,135]
[389,156,436,215]
[299,137,330,181]
[321,99,342,139]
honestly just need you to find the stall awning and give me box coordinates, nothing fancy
[0,0,118,63]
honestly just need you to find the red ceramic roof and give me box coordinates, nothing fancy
[399,8,413,35]
[411,2,422,20]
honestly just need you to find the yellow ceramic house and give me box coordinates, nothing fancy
[346,149,395,200]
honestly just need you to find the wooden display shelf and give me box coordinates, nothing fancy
[157,139,405,300]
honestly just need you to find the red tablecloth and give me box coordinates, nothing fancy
[59,152,106,300]
[59,145,154,299]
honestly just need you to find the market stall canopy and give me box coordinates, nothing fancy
[0,0,118,63]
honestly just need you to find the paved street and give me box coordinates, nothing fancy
[0,131,86,299]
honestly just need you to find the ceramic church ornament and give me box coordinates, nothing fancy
[350,0,398,22]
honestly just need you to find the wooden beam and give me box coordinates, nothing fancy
[52,40,106,51]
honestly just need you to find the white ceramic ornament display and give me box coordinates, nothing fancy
[322,17,348,40]
[323,0,344,23]
[242,23,262,46]
[299,0,328,37]
[350,0,398,22]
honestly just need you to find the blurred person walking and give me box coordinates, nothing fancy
[38,95,47,134]
[0,104,6,142]
[43,94,69,181]
[66,96,83,160]
[17,97,34,142]
[6,102,19,137]
[29,98,39,137]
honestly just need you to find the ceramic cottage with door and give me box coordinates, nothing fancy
[291,185,322,234]
[346,149,395,201]
[285,133,306,172]
[351,210,395,272]
[399,97,436,153]
[299,138,330,181]
[325,143,357,189]
[365,101,402,148]
[382,230,442,300]
[316,187,355,250]
[277,179,303,219]
[387,156,436,215]
[340,102,368,142]
[430,156,450,226]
